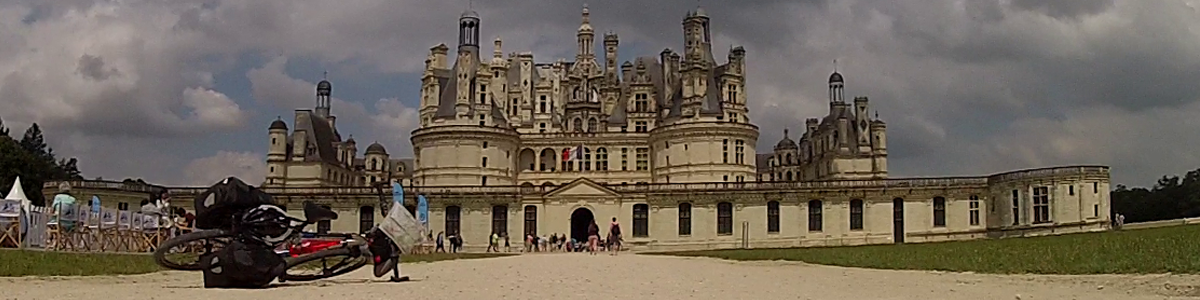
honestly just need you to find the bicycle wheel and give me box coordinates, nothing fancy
[281,246,369,282]
[153,229,234,271]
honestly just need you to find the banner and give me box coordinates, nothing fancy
[91,196,101,213]
[417,195,428,227]
[391,181,404,204]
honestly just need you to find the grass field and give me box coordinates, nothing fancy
[0,250,513,277]
[653,224,1200,275]
[0,250,162,277]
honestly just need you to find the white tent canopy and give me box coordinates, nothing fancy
[5,176,31,211]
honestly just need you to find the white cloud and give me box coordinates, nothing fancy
[182,151,268,186]
[182,87,248,130]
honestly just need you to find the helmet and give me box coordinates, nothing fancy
[238,205,293,246]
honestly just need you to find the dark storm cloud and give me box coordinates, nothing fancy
[1009,0,1116,19]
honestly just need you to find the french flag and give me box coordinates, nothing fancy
[561,145,583,162]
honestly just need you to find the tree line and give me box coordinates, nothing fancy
[0,117,84,206]
[1111,168,1200,223]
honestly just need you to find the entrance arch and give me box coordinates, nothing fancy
[570,207,595,243]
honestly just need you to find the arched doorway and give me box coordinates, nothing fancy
[570,207,595,243]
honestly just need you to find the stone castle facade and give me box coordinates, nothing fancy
[45,6,1113,252]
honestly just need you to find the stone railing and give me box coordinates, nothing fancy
[986,165,1110,184]
[43,180,164,194]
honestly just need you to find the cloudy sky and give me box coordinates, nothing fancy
[1,0,1197,187]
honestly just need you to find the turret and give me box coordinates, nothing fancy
[266,118,289,186]
[870,115,888,176]
[364,142,390,185]
[604,32,619,83]
[315,79,332,118]
[576,4,594,61]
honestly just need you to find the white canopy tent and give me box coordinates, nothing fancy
[4,176,31,213]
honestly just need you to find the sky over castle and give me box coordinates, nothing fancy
[1,0,1198,187]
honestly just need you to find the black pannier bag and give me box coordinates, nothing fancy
[194,177,276,230]
[200,239,287,289]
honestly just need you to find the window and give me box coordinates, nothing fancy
[1069,185,1075,195]
[969,195,980,226]
[808,200,823,232]
[635,121,648,132]
[767,201,780,233]
[118,202,129,211]
[717,202,733,235]
[492,205,508,235]
[726,84,738,103]
[539,95,547,112]
[582,148,591,171]
[850,199,864,230]
[317,205,333,234]
[932,197,946,227]
[483,141,489,149]
[1011,190,1020,225]
[444,205,456,235]
[588,118,598,133]
[573,118,584,132]
[722,139,729,163]
[482,157,488,167]
[359,206,375,234]
[635,148,649,171]
[596,148,609,170]
[678,203,692,236]
[481,176,488,186]
[1093,182,1098,193]
[621,148,628,170]
[539,123,546,133]
[1033,187,1051,223]
[635,93,648,112]
[734,140,745,164]
[633,204,649,237]
[524,205,537,236]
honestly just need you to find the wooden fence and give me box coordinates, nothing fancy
[1,199,178,253]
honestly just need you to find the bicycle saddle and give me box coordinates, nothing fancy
[303,201,339,222]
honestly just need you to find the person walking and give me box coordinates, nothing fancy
[488,232,499,252]
[608,217,623,255]
[435,231,446,253]
[587,221,600,255]
[503,233,511,252]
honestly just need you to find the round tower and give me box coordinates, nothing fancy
[266,117,289,186]
[364,142,390,185]
[773,129,799,181]
[412,125,520,186]
[651,121,758,183]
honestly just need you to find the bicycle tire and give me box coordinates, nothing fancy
[153,229,234,271]
[281,246,369,282]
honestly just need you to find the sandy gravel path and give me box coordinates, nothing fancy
[3,253,1200,300]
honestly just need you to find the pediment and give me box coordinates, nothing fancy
[545,178,620,198]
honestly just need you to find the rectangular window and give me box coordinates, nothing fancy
[849,199,864,230]
[1093,182,1098,193]
[491,205,507,235]
[1069,185,1074,196]
[635,121,648,133]
[632,204,649,237]
[481,157,488,167]
[969,195,980,226]
[717,202,733,235]
[808,201,823,232]
[722,139,729,163]
[1033,186,1051,223]
[932,197,946,227]
[483,141,489,149]
[678,203,692,236]
[524,206,538,236]
[635,93,648,112]
[481,176,488,186]
[635,148,649,171]
[1011,190,1020,225]
[766,201,780,233]
[734,140,745,164]
[445,206,461,235]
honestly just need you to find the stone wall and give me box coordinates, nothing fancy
[47,165,1111,252]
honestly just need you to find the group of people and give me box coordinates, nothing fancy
[423,217,625,255]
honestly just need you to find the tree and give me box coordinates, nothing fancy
[0,116,9,137]
[1111,168,1200,223]
[0,122,85,206]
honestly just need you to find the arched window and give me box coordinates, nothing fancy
[369,159,377,170]
[492,205,508,235]
[524,205,538,236]
[807,200,822,232]
[786,171,793,181]
[317,204,333,234]
[850,199,864,230]
[633,204,649,237]
[582,148,591,171]
[933,197,946,227]
[678,203,692,236]
[767,201,780,233]
[445,206,461,235]
[588,118,598,133]
[717,202,733,235]
[573,118,584,132]
[359,206,375,234]
[596,148,609,170]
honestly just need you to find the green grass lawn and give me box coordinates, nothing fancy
[652,224,1200,275]
[0,250,162,277]
[0,249,513,277]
